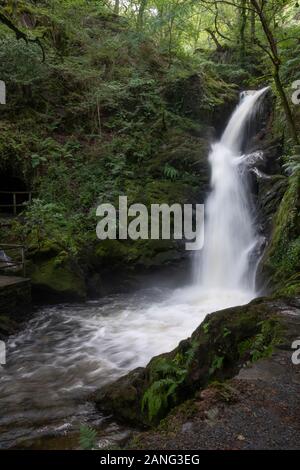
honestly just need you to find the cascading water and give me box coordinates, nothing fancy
[0,88,269,450]
[195,87,269,298]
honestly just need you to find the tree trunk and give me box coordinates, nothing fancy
[250,0,299,146]
[114,0,120,15]
[137,0,148,31]
[239,0,247,63]
[250,6,255,41]
[274,67,299,145]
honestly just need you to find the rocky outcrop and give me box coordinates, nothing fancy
[28,253,86,302]
[129,299,300,449]
[95,296,295,427]
[0,276,31,339]
[258,172,300,295]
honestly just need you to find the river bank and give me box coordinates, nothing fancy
[125,297,300,450]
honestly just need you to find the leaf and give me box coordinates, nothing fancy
[79,425,97,450]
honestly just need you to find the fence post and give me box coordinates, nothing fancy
[13,193,17,216]
[21,246,26,277]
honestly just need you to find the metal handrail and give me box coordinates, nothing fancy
[0,191,34,215]
[0,191,33,194]
[0,244,26,277]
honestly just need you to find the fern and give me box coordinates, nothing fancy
[142,342,198,422]
[142,378,178,422]
[163,163,179,180]
[209,355,224,375]
[238,319,282,363]
[283,159,300,176]
[79,425,97,450]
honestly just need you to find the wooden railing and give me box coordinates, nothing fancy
[0,244,26,277]
[0,191,33,215]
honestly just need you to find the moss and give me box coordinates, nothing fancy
[237,318,283,362]
[147,127,209,183]
[29,256,86,301]
[95,239,137,264]
[95,298,286,427]
[260,172,300,293]
[94,238,179,271]
[141,341,198,423]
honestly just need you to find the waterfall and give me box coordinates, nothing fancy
[0,88,271,450]
[196,87,269,296]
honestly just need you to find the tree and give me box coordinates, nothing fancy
[114,0,120,15]
[200,0,299,146]
[0,10,45,61]
[137,0,148,30]
[249,0,299,145]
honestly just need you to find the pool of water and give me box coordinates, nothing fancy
[0,285,254,449]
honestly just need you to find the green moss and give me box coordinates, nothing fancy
[261,172,300,293]
[141,341,198,423]
[96,298,290,427]
[30,257,86,301]
[238,318,283,362]
[95,239,136,263]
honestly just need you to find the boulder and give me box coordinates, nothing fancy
[95,296,290,427]
[29,256,86,302]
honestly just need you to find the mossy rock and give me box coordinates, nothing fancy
[93,238,182,271]
[259,172,300,293]
[0,315,19,340]
[164,73,206,121]
[95,296,287,427]
[257,174,288,235]
[147,128,210,187]
[145,180,198,205]
[29,256,86,302]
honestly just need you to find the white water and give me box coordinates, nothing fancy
[196,87,269,298]
[0,88,267,449]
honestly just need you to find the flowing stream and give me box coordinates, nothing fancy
[0,88,268,449]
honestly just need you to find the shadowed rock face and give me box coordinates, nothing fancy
[94,296,299,427]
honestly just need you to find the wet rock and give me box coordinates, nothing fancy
[29,256,86,302]
[181,422,193,433]
[258,172,300,295]
[256,174,288,237]
[95,296,295,427]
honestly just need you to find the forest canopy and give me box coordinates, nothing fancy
[0,0,299,145]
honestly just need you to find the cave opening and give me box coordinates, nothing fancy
[0,171,30,216]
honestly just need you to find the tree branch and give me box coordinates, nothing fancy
[0,11,45,62]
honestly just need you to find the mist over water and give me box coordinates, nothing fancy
[0,88,268,449]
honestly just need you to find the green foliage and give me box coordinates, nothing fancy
[202,321,210,334]
[0,38,47,86]
[1,0,299,292]
[142,341,198,422]
[238,319,283,363]
[283,157,300,176]
[222,327,231,338]
[79,425,97,450]
[163,163,179,180]
[263,172,300,289]
[209,355,224,375]
[142,376,181,423]
[1,0,233,261]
